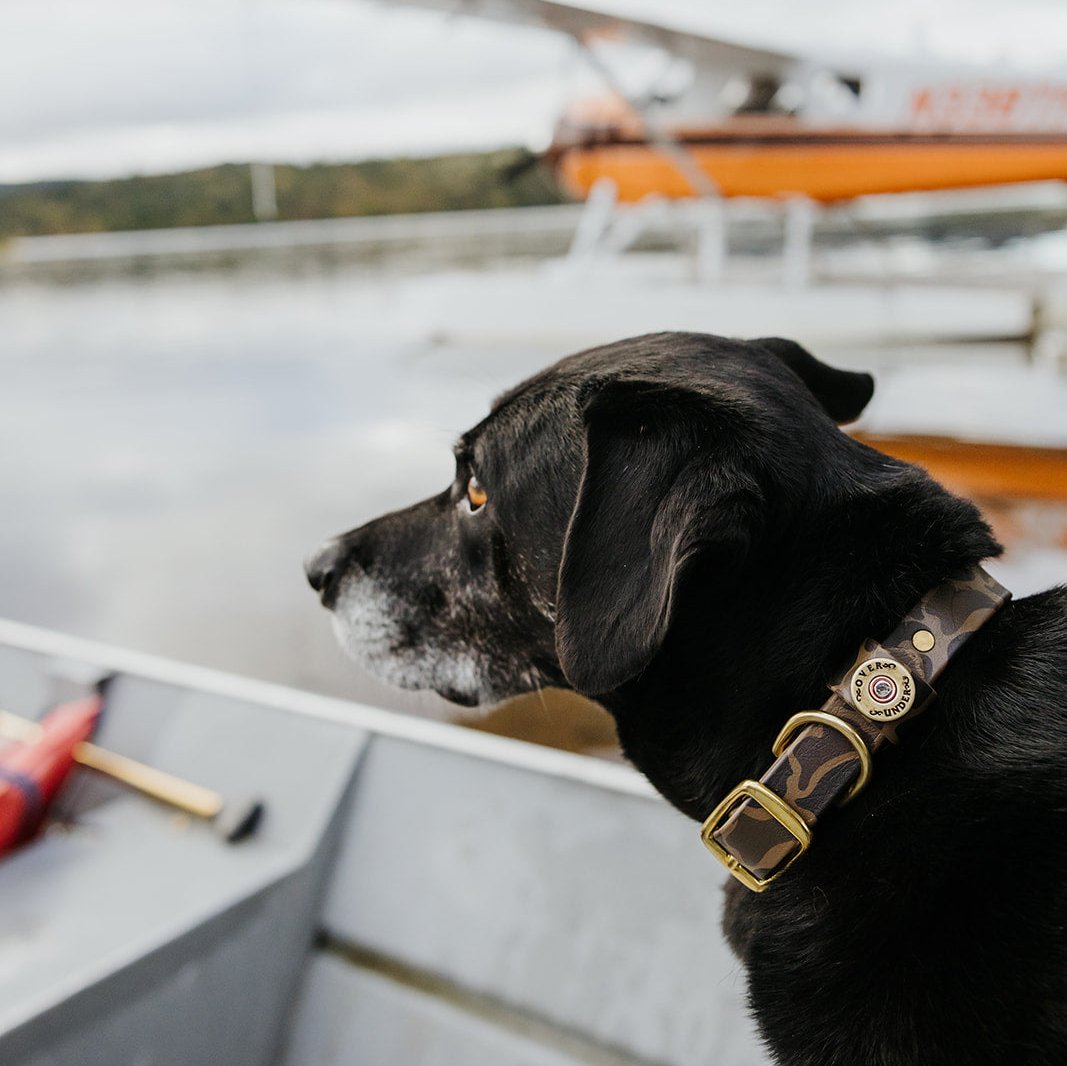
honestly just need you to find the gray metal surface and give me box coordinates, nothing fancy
[285,954,652,1066]
[307,736,767,1066]
[0,643,367,1066]
[0,621,769,1066]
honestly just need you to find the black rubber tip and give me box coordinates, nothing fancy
[93,672,119,699]
[216,798,266,843]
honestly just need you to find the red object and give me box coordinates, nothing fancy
[0,694,102,855]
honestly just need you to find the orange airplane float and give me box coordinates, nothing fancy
[550,80,1067,202]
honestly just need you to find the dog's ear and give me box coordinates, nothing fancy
[556,381,763,696]
[755,337,874,424]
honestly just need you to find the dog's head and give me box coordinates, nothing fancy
[305,332,874,707]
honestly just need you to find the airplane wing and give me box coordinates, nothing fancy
[383,0,798,77]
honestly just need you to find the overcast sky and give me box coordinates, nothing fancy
[3,0,1067,183]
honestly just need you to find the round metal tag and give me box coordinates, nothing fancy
[849,657,916,722]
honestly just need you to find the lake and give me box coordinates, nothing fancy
[3,250,1064,744]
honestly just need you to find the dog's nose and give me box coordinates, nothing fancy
[304,539,345,596]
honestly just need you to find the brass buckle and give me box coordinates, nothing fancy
[700,780,811,893]
[772,710,872,805]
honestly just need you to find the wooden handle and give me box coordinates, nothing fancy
[72,742,224,820]
[0,708,223,820]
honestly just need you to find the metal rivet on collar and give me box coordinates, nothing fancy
[850,657,916,721]
[911,629,935,652]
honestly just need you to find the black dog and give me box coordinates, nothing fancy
[306,332,1067,1066]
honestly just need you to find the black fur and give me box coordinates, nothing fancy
[307,331,1067,1065]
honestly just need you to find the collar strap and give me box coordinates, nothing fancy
[701,564,1011,892]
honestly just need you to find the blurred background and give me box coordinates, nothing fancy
[4,0,1067,760]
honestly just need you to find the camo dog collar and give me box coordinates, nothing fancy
[701,565,1011,892]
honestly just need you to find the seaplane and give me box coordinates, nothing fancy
[387,0,1067,282]
[391,0,1067,202]
[382,0,1067,534]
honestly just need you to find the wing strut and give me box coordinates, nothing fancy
[564,32,727,278]
[571,33,720,200]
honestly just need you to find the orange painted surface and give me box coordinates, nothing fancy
[556,137,1067,203]
[853,434,1067,501]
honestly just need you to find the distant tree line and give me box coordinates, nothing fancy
[0,149,566,238]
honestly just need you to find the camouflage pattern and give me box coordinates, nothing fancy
[708,565,1010,887]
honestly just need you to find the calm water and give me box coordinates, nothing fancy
[3,254,1064,719]
[1,257,566,714]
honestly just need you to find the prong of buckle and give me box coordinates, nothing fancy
[772,710,872,805]
[700,780,811,893]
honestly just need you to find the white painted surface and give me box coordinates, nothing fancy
[412,266,1033,349]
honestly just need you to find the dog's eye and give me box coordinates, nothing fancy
[466,475,488,512]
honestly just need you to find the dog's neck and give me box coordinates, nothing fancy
[601,451,1001,821]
